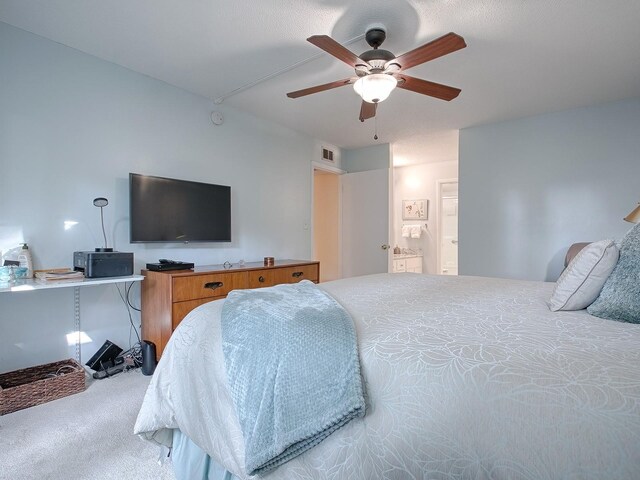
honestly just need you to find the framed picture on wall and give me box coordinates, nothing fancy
[402,199,428,220]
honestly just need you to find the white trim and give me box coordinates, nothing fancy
[336,174,343,279]
[312,161,345,175]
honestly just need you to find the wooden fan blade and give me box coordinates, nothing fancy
[395,75,461,101]
[359,101,376,122]
[307,35,369,68]
[287,78,354,99]
[390,32,466,71]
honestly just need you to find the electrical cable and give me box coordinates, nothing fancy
[126,282,141,312]
[213,32,366,104]
[117,343,143,368]
[44,365,76,378]
[116,282,141,345]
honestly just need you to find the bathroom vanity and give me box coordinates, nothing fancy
[392,254,423,273]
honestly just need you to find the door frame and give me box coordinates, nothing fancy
[311,161,345,281]
[386,165,393,273]
[436,178,459,275]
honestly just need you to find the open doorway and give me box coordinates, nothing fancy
[313,168,341,282]
[437,180,458,275]
[313,162,391,281]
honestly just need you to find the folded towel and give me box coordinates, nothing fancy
[402,225,411,238]
[221,280,365,475]
[411,225,421,238]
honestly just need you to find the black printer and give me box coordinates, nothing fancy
[73,251,133,278]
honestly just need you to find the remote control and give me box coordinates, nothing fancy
[159,259,183,264]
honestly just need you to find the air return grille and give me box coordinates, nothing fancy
[321,146,335,162]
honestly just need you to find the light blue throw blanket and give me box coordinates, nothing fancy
[221,280,365,476]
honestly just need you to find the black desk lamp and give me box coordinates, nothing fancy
[93,197,113,252]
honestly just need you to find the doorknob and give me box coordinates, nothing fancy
[451,239,458,244]
[381,244,391,250]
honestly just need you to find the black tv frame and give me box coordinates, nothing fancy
[129,173,231,244]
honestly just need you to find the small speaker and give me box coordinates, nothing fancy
[141,340,157,376]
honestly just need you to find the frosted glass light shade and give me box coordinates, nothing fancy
[624,203,640,223]
[353,74,397,104]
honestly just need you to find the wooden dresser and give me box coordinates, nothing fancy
[141,259,320,359]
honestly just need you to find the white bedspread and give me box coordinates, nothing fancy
[135,273,640,479]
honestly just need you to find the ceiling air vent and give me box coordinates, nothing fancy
[321,146,335,162]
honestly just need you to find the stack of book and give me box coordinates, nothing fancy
[35,269,84,281]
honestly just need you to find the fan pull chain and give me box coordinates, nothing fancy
[374,103,378,140]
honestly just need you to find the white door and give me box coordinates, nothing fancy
[341,169,390,278]
[437,180,458,275]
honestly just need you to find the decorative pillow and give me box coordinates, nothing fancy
[588,223,640,323]
[548,239,619,311]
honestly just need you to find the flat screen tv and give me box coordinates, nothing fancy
[129,173,231,243]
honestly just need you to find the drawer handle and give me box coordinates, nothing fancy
[204,281,224,291]
[292,271,303,278]
[258,276,265,283]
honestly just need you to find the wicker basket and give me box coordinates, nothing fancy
[0,359,86,415]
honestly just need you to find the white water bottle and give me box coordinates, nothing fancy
[17,243,34,278]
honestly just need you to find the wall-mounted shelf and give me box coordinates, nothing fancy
[0,275,144,294]
[1,275,144,365]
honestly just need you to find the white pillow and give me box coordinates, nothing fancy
[548,239,619,311]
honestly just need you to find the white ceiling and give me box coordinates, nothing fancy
[1,1,639,165]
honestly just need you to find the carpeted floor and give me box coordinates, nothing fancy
[0,368,175,480]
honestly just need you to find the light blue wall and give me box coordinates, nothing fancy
[459,98,640,281]
[0,22,321,372]
[342,144,391,172]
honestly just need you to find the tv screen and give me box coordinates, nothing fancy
[129,173,231,243]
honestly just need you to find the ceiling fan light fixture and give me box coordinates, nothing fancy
[353,74,397,104]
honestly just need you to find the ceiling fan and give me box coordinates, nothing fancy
[287,28,466,122]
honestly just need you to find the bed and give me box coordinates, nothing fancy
[135,272,640,479]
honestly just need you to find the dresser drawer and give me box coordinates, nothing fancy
[141,260,320,361]
[273,264,319,284]
[172,271,246,302]
[247,269,275,288]
[172,298,218,329]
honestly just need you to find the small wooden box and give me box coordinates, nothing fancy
[0,359,86,415]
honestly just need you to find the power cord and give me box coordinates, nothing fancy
[90,282,144,380]
[115,282,141,346]
[92,343,143,379]
[126,282,141,312]
[119,343,143,368]
[44,365,78,379]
